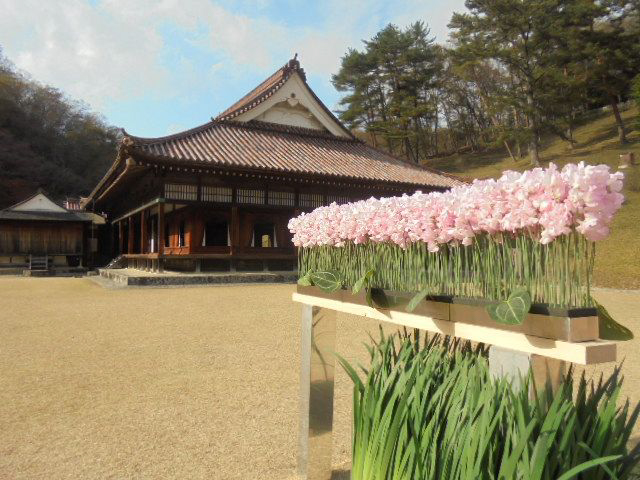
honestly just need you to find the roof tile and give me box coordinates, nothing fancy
[127,120,462,189]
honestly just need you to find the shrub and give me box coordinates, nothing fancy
[338,330,640,479]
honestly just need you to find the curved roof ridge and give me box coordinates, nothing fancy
[221,119,357,142]
[124,118,357,148]
[121,120,218,145]
[215,57,302,121]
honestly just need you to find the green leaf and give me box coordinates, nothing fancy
[366,286,374,307]
[406,288,430,313]
[594,300,634,341]
[486,289,531,325]
[309,270,343,292]
[369,289,404,310]
[297,270,313,286]
[353,268,375,294]
[555,454,622,480]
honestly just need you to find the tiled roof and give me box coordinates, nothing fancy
[216,58,304,121]
[214,56,353,137]
[0,210,90,222]
[125,120,462,189]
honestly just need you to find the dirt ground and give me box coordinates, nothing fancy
[0,277,638,479]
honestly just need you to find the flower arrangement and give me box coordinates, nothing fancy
[289,163,625,315]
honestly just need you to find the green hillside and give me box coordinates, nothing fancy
[426,106,640,290]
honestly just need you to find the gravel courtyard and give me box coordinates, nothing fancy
[0,277,638,479]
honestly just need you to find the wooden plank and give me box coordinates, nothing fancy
[450,303,598,342]
[296,286,598,342]
[111,197,163,224]
[291,293,617,365]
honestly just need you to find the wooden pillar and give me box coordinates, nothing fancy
[117,221,123,256]
[230,206,239,255]
[230,206,239,272]
[186,210,194,254]
[140,210,148,254]
[191,210,205,253]
[157,203,164,273]
[128,216,134,255]
[79,224,85,268]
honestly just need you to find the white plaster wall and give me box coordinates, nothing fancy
[11,193,67,212]
[254,101,325,130]
[234,73,350,138]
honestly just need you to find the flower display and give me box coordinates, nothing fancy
[288,162,624,250]
[290,163,625,309]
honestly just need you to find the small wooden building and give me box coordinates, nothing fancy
[0,191,91,272]
[84,57,461,273]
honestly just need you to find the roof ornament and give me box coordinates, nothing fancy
[121,132,134,147]
[287,53,305,80]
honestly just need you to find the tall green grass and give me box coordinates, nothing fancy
[338,330,640,479]
[300,231,594,307]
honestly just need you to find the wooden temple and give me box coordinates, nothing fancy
[84,57,461,273]
[0,191,93,273]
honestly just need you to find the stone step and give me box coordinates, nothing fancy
[98,268,297,287]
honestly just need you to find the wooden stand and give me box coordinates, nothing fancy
[293,286,617,480]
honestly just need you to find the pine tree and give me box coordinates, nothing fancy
[449,0,575,166]
[581,0,640,144]
[332,22,442,163]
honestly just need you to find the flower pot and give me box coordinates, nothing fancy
[296,285,599,342]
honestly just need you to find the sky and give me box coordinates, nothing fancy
[0,0,466,137]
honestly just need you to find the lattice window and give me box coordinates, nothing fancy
[299,193,324,208]
[165,183,197,201]
[202,186,232,203]
[268,191,295,206]
[237,188,265,204]
[326,194,351,205]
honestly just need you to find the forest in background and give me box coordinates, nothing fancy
[333,0,640,165]
[0,48,120,209]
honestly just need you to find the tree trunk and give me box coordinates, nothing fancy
[433,102,439,157]
[526,91,540,166]
[515,141,523,158]
[529,137,540,166]
[512,107,524,158]
[504,141,517,162]
[566,124,574,149]
[610,96,627,144]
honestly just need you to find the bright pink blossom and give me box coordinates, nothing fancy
[287,163,625,248]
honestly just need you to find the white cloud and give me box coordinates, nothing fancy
[0,0,466,112]
[0,0,167,108]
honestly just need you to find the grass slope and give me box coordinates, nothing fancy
[427,106,640,289]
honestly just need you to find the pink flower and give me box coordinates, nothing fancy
[287,162,625,248]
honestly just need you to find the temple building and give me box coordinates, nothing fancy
[0,190,103,274]
[84,57,460,273]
